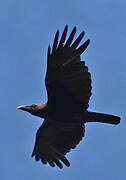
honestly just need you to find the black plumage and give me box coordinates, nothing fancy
[18,25,120,169]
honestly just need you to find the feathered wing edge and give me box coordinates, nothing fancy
[46,26,91,108]
[31,119,85,168]
[47,25,90,67]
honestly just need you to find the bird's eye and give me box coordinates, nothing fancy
[31,104,36,108]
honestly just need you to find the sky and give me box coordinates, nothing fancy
[0,0,126,179]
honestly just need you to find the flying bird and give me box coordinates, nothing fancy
[17,25,120,169]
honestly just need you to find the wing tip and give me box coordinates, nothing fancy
[87,39,90,44]
[73,26,77,32]
[65,24,68,29]
[81,30,85,36]
[56,29,59,36]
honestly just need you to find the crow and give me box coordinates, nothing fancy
[17,25,120,169]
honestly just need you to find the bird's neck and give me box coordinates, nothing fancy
[34,103,48,118]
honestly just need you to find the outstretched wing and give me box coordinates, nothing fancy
[32,118,85,168]
[45,25,92,110]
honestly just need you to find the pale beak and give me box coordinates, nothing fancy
[17,105,31,112]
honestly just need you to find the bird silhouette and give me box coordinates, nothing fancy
[17,25,120,169]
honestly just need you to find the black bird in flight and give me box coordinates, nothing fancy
[17,25,120,169]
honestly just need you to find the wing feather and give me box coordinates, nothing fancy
[52,30,59,53]
[71,31,85,49]
[65,26,76,47]
[58,25,68,49]
[32,118,85,168]
[45,26,91,110]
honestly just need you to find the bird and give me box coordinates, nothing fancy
[17,25,120,169]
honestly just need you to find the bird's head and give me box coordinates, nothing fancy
[17,104,47,118]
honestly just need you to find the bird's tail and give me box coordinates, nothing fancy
[85,111,120,125]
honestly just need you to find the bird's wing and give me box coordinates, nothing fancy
[32,118,85,168]
[45,25,92,110]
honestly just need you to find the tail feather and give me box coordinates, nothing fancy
[86,111,120,125]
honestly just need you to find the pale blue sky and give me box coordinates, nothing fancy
[1,0,126,179]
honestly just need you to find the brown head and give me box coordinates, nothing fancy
[17,104,47,118]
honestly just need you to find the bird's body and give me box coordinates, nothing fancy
[18,25,120,169]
